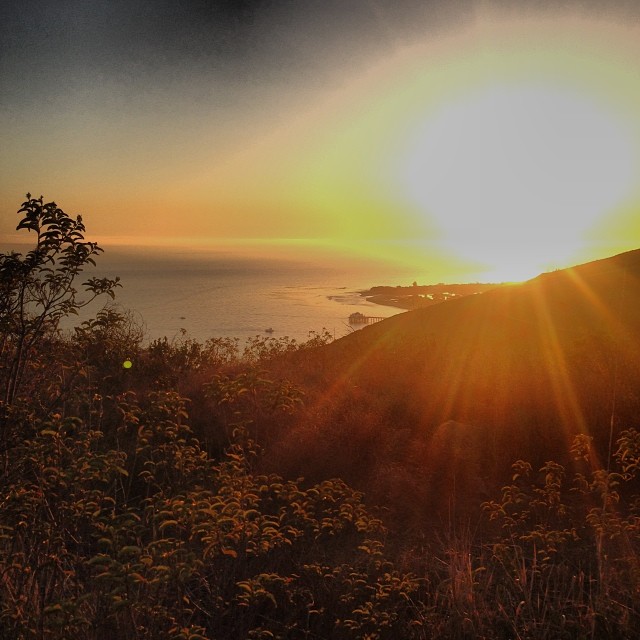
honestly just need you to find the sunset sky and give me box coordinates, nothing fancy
[3,1,640,281]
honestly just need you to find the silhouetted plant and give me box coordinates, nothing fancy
[242,329,333,366]
[145,331,241,387]
[0,195,120,408]
[479,431,640,637]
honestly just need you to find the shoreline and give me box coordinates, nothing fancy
[360,282,507,310]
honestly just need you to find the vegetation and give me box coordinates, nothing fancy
[1,195,639,638]
[0,195,120,407]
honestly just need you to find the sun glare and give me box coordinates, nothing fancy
[394,84,638,281]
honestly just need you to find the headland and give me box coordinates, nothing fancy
[361,282,509,310]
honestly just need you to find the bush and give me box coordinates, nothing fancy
[0,390,424,639]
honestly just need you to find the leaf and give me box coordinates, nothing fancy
[150,565,171,573]
[43,604,63,614]
[119,545,141,556]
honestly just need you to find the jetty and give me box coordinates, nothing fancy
[349,312,385,325]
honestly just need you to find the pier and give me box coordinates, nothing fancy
[349,312,386,325]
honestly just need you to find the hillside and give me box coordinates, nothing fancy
[274,249,640,522]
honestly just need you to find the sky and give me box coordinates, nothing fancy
[3,0,640,282]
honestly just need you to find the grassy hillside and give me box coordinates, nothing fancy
[272,250,640,522]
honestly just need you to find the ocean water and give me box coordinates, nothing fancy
[63,244,421,344]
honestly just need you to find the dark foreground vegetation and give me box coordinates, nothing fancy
[1,195,640,638]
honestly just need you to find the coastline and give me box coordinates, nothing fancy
[360,282,507,310]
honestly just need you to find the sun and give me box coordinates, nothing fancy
[394,83,638,281]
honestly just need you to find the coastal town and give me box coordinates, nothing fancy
[360,281,508,310]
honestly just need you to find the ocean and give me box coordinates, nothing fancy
[60,244,423,344]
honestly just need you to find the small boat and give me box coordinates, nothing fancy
[265,328,274,334]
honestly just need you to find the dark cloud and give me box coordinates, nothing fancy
[2,0,638,142]
[0,1,470,100]
[2,1,637,83]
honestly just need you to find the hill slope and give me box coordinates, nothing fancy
[275,249,640,522]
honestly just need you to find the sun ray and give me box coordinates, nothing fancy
[530,283,589,444]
